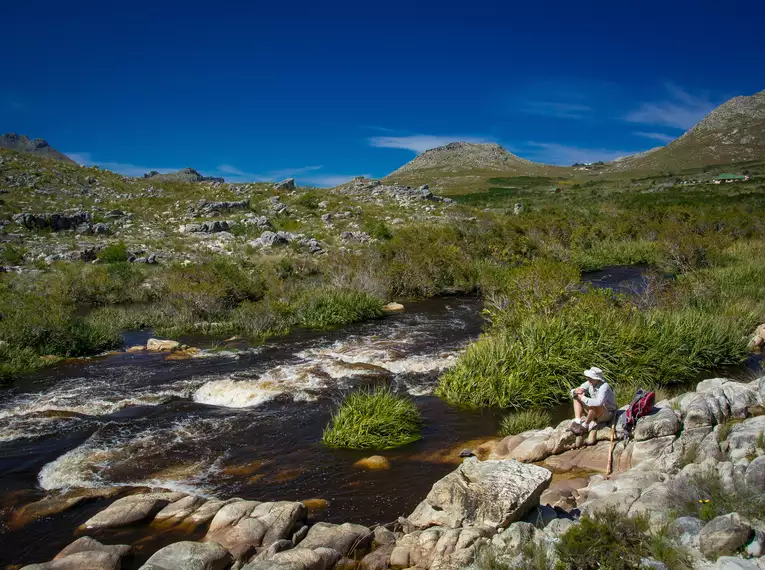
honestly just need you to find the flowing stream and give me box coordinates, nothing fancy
[3,265,758,567]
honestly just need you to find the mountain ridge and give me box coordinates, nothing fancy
[0,133,75,164]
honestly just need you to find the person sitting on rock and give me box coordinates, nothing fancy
[569,367,617,434]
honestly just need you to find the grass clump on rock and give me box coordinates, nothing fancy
[499,409,551,436]
[322,387,422,449]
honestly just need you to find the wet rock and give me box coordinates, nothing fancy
[353,455,390,470]
[10,487,120,529]
[154,495,205,522]
[21,551,123,570]
[81,492,180,530]
[298,522,372,555]
[54,536,131,560]
[140,540,232,570]
[699,513,753,558]
[407,457,552,530]
[293,524,309,546]
[146,338,182,352]
[275,178,296,191]
[126,345,145,353]
[382,302,404,313]
[670,516,705,550]
[633,407,681,441]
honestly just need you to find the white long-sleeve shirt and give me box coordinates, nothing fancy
[571,381,617,412]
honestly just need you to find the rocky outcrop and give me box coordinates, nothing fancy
[250,231,323,254]
[81,491,183,530]
[193,199,250,215]
[274,178,296,191]
[144,168,225,183]
[181,220,234,234]
[406,457,552,530]
[0,133,75,163]
[13,211,91,231]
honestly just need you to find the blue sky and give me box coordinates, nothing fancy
[3,0,764,185]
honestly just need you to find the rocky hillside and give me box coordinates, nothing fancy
[609,89,765,173]
[382,142,568,193]
[0,133,74,164]
[144,167,225,183]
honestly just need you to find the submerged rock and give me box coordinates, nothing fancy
[407,457,552,530]
[146,338,182,352]
[353,455,391,470]
[382,302,405,313]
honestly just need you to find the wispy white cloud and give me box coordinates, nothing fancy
[66,152,179,177]
[67,152,360,187]
[521,101,592,119]
[522,142,637,166]
[361,125,397,133]
[633,131,675,144]
[624,84,716,130]
[369,134,495,154]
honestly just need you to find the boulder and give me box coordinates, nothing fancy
[633,407,681,441]
[353,456,390,470]
[20,551,123,570]
[187,498,231,524]
[154,495,205,522]
[54,537,130,560]
[275,178,296,191]
[711,558,763,570]
[382,302,405,313]
[255,230,289,247]
[360,544,394,570]
[390,526,491,569]
[407,457,552,530]
[81,493,179,530]
[746,456,765,491]
[373,525,396,546]
[699,513,753,558]
[298,522,371,555]
[670,516,705,550]
[244,546,341,570]
[139,541,232,570]
[146,338,181,352]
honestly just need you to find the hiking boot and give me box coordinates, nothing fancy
[587,421,599,432]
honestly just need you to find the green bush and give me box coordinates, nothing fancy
[500,409,551,436]
[98,242,129,263]
[557,507,691,570]
[322,387,422,449]
[365,219,393,241]
[666,470,765,523]
[0,244,26,265]
[296,289,384,329]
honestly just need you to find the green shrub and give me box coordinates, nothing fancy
[98,242,129,263]
[500,409,551,436]
[322,387,422,449]
[296,289,384,329]
[0,244,26,265]
[365,219,393,241]
[666,470,765,523]
[295,191,320,210]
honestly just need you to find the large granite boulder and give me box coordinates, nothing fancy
[243,547,340,570]
[745,456,765,490]
[297,522,372,555]
[633,407,681,441]
[139,541,232,570]
[407,457,552,530]
[698,513,753,558]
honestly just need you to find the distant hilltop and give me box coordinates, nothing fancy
[0,133,75,164]
[143,168,225,183]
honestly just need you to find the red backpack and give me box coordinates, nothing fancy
[623,389,655,441]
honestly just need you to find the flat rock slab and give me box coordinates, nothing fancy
[11,488,120,529]
[407,457,552,530]
[82,492,181,530]
[55,536,131,560]
[139,541,232,570]
[21,551,123,570]
[298,522,372,555]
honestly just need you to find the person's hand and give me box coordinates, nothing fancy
[575,388,585,396]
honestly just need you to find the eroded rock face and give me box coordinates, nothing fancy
[140,541,232,570]
[14,211,91,231]
[390,526,491,569]
[407,457,552,530]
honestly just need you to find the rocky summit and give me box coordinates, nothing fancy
[609,89,765,173]
[143,167,225,183]
[0,133,75,164]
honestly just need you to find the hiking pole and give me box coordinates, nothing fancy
[605,417,616,479]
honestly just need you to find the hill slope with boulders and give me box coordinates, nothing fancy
[0,133,75,164]
[609,89,765,173]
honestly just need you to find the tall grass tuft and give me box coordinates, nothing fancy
[500,409,552,436]
[322,387,423,449]
[297,289,384,329]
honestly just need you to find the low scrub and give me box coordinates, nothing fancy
[666,470,765,523]
[557,507,691,570]
[500,409,551,436]
[322,387,422,449]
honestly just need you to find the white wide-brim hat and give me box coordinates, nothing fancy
[583,367,604,382]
